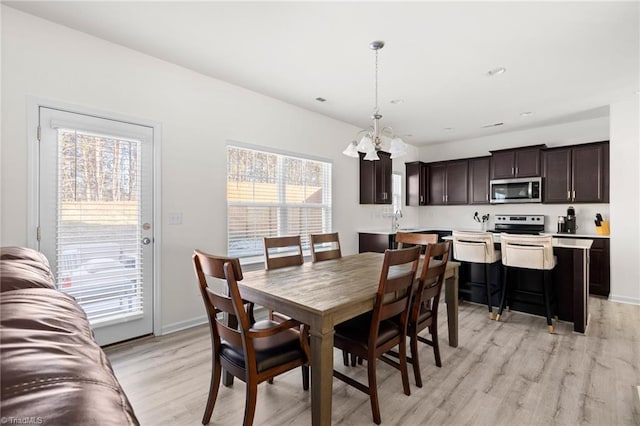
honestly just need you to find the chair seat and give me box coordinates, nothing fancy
[335,313,402,348]
[220,320,305,373]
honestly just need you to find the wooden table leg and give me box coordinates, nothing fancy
[444,265,459,348]
[310,324,335,426]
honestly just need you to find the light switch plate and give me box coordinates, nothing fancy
[168,212,183,225]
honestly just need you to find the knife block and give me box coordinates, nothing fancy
[595,220,610,235]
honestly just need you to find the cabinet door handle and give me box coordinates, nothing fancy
[567,190,571,200]
[572,190,576,200]
[420,195,423,203]
[512,167,515,175]
[515,167,519,175]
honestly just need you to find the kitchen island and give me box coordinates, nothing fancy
[446,234,593,333]
[358,228,595,332]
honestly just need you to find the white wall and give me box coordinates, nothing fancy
[610,94,640,304]
[0,7,372,332]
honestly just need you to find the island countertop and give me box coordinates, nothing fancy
[443,233,593,250]
[358,228,608,240]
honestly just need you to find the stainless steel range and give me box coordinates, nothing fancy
[489,214,545,235]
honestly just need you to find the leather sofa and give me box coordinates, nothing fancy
[0,246,139,425]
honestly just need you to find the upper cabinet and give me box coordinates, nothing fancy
[468,156,491,204]
[428,160,468,205]
[490,145,544,179]
[542,141,609,203]
[405,161,428,206]
[360,151,392,204]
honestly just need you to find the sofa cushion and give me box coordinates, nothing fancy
[0,246,51,266]
[0,261,56,292]
[1,288,139,425]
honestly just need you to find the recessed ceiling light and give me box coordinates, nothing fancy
[486,67,506,76]
[520,112,533,117]
[390,99,404,105]
[404,134,413,137]
[315,97,327,102]
[481,122,504,128]
[444,127,453,131]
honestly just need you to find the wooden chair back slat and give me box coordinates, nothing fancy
[396,232,438,251]
[263,236,304,269]
[310,232,342,263]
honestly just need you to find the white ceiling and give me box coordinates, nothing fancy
[5,1,639,146]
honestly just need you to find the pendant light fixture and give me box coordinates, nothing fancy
[343,40,407,161]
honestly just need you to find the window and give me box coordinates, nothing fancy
[227,145,332,259]
[392,173,402,212]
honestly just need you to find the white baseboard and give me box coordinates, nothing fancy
[161,315,207,335]
[608,294,640,305]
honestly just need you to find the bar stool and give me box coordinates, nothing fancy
[498,234,557,333]
[452,231,501,319]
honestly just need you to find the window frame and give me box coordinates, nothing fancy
[226,143,332,263]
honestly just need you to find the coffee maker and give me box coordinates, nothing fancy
[565,206,577,234]
[557,206,577,233]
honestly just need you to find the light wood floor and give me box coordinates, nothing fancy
[105,297,640,425]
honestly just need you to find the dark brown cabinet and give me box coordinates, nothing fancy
[468,156,491,204]
[405,161,428,206]
[360,151,392,204]
[588,238,610,296]
[490,145,543,179]
[358,233,397,253]
[542,142,609,203]
[428,160,468,205]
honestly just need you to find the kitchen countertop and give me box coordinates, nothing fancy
[357,227,437,235]
[542,232,609,239]
[443,233,593,249]
[358,228,609,239]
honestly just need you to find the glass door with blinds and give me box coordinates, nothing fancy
[38,107,154,346]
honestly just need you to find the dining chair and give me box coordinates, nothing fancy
[332,246,421,425]
[261,236,311,381]
[309,232,342,262]
[452,231,501,319]
[498,234,557,333]
[408,240,451,388]
[193,249,310,426]
[308,232,351,366]
[262,235,304,323]
[263,235,304,270]
[395,231,438,251]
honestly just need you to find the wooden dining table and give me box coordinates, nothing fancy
[238,252,460,426]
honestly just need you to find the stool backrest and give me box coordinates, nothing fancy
[500,234,554,270]
[452,231,496,263]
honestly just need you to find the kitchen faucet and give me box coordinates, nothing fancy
[392,209,403,231]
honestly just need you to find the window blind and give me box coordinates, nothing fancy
[227,145,332,259]
[55,128,144,323]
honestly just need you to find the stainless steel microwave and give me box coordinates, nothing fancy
[489,177,542,203]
